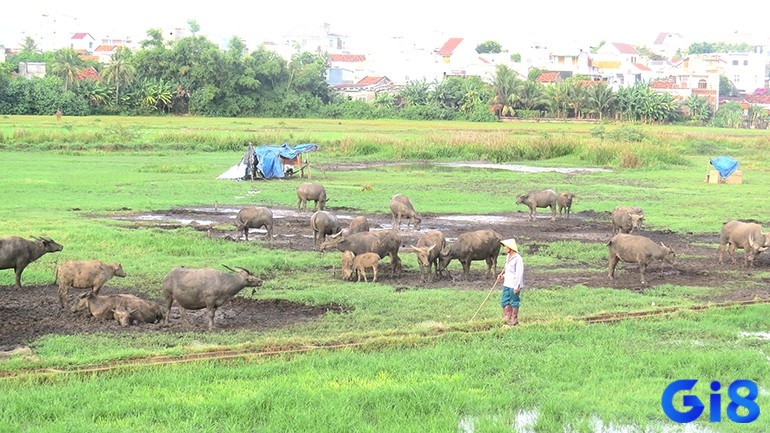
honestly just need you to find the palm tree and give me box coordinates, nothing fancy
[511,80,549,112]
[544,82,570,118]
[50,49,84,92]
[20,36,38,54]
[586,83,616,120]
[565,84,589,119]
[490,64,521,115]
[102,47,136,107]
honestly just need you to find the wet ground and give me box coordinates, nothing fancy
[3,198,770,352]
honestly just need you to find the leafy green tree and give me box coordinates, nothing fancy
[511,80,549,112]
[398,79,432,107]
[49,49,85,92]
[188,20,200,36]
[719,75,736,97]
[510,53,521,62]
[712,101,744,128]
[140,28,165,50]
[139,78,173,112]
[102,47,136,107]
[490,64,522,115]
[746,104,768,129]
[585,83,616,120]
[544,81,570,118]
[686,95,711,122]
[476,40,502,54]
[373,92,395,109]
[20,37,38,54]
[527,68,544,82]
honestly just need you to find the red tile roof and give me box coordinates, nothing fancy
[651,80,675,89]
[357,76,386,86]
[744,94,770,105]
[94,45,117,52]
[437,38,463,56]
[612,42,639,55]
[329,54,366,62]
[76,67,100,81]
[536,72,561,83]
[633,63,651,71]
[71,33,92,40]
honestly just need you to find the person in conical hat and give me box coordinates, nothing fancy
[497,238,524,326]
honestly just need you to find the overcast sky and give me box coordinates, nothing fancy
[3,0,769,50]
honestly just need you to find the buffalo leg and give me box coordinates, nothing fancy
[372,266,377,283]
[608,255,619,279]
[14,265,25,289]
[639,263,647,284]
[206,307,216,330]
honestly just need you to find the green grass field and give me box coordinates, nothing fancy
[0,115,769,432]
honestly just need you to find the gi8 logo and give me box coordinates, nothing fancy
[661,379,760,423]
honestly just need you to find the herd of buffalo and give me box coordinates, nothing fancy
[0,182,767,330]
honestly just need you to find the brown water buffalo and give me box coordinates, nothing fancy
[411,230,447,282]
[557,193,575,219]
[516,190,557,221]
[234,207,274,241]
[311,211,342,250]
[162,265,262,330]
[0,236,63,289]
[320,230,402,274]
[611,206,644,235]
[73,292,163,324]
[437,229,502,280]
[56,260,126,308]
[297,183,328,212]
[390,194,421,230]
[607,233,676,284]
[352,252,380,283]
[718,220,770,268]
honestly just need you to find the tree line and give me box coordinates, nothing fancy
[0,32,766,128]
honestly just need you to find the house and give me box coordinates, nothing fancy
[93,45,121,64]
[536,71,572,84]
[332,76,396,102]
[650,54,721,112]
[718,51,767,94]
[590,42,655,88]
[70,33,96,53]
[327,54,368,86]
[434,37,483,79]
[18,62,46,78]
[652,32,688,58]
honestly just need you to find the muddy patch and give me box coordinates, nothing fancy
[4,204,770,351]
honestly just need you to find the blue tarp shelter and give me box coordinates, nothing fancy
[710,156,739,179]
[218,143,319,180]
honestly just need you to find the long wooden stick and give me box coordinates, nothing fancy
[470,279,499,322]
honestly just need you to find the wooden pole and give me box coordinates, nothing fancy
[470,279,499,322]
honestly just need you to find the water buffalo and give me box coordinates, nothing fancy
[352,252,380,283]
[516,190,557,221]
[297,183,328,212]
[311,211,342,250]
[612,206,644,235]
[234,207,274,241]
[607,233,676,284]
[411,230,447,282]
[718,220,770,268]
[390,194,421,230]
[56,260,126,308]
[162,265,262,330]
[320,230,402,274]
[346,216,370,235]
[0,236,63,289]
[557,193,575,219]
[341,250,356,280]
[73,292,163,324]
[438,229,503,280]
